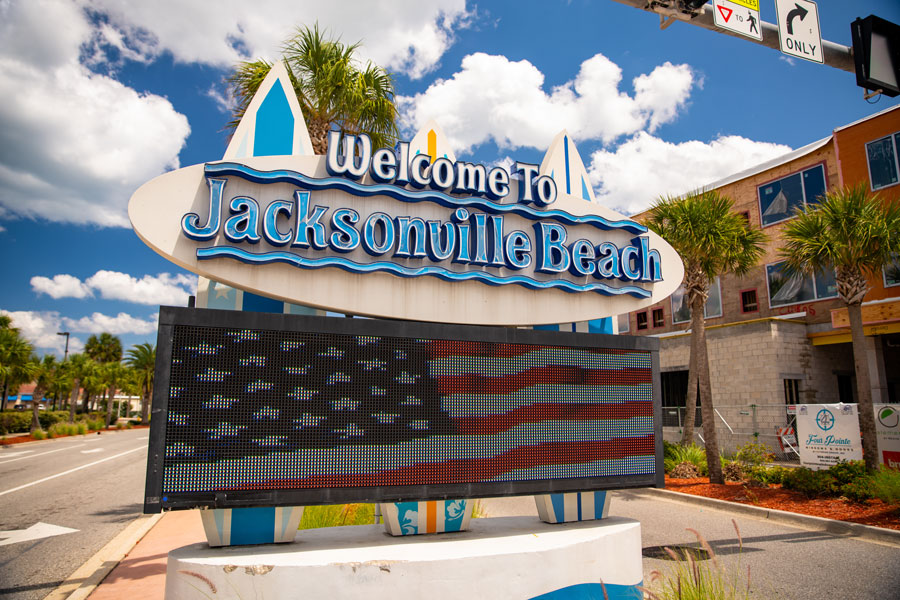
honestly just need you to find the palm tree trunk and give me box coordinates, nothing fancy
[848,303,879,473]
[680,346,699,445]
[106,386,115,428]
[140,382,149,424]
[69,378,79,423]
[1,379,8,411]
[691,297,724,484]
[308,118,329,155]
[31,386,43,433]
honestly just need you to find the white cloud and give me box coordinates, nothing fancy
[30,274,93,299]
[0,0,469,228]
[82,0,470,78]
[0,310,85,355]
[31,270,195,305]
[0,0,190,227]
[398,53,696,154]
[587,132,793,215]
[63,312,158,335]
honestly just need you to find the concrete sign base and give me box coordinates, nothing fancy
[166,516,643,599]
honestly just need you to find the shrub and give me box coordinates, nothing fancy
[76,422,87,435]
[841,478,875,503]
[871,467,900,505]
[86,419,104,431]
[722,461,744,482]
[0,411,32,434]
[116,421,125,430]
[734,441,775,466]
[664,443,708,476]
[743,465,788,486]
[37,411,69,430]
[31,429,46,440]
[782,467,835,498]
[669,461,702,479]
[782,462,874,500]
[126,421,134,429]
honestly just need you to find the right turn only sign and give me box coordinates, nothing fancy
[775,0,824,64]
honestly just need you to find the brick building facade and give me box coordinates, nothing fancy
[623,105,900,449]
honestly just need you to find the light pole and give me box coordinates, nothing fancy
[57,331,70,361]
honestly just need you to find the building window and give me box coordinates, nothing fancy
[884,253,900,288]
[617,313,630,333]
[766,261,838,308]
[741,289,758,313]
[636,311,648,330]
[866,132,900,190]
[652,308,665,328]
[784,379,801,404]
[671,277,723,324]
[757,164,827,227]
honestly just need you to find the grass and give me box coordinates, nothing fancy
[299,504,376,529]
[643,520,751,600]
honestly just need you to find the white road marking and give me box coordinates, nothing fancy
[0,450,33,459]
[0,445,83,466]
[80,448,104,454]
[0,522,79,546]
[0,446,145,497]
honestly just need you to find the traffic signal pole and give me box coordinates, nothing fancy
[609,0,855,74]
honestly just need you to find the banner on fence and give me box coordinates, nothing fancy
[875,404,900,469]
[796,403,862,470]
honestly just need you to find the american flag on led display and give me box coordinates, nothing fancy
[162,327,654,494]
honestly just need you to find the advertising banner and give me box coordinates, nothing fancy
[875,404,900,469]
[796,403,862,470]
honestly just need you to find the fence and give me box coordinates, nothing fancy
[662,404,800,462]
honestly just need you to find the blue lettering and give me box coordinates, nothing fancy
[363,212,395,256]
[291,191,328,250]
[223,196,261,244]
[395,216,427,258]
[534,223,569,273]
[504,231,532,270]
[182,177,225,241]
[329,208,360,253]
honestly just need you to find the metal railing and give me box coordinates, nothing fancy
[662,404,800,462]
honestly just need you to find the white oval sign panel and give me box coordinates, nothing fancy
[129,134,682,326]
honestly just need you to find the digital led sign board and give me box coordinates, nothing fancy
[144,307,662,512]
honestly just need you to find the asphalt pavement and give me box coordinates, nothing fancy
[0,428,149,600]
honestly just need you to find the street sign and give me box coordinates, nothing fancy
[775,0,824,64]
[713,0,762,41]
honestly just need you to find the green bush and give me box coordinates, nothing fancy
[871,467,900,505]
[782,461,875,500]
[37,410,69,429]
[49,423,78,437]
[31,429,46,440]
[841,478,875,502]
[664,443,708,476]
[782,467,836,498]
[86,419,104,431]
[734,441,775,465]
[76,422,87,435]
[0,411,32,434]
[744,464,788,485]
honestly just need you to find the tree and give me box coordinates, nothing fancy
[65,353,92,422]
[227,23,399,155]
[780,184,900,473]
[85,333,123,364]
[0,327,35,411]
[126,343,155,424]
[647,190,766,484]
[31,354,59,432]
[101,361,128,428]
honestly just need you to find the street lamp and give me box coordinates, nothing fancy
[57,331,70,361]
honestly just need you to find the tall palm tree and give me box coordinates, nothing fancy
[101,361,128,428]
[85,333,123,364]
[647,190,766,484]
[125,343,155,424]
[0,327,35,411]
[780,184,900,473]
[65,353,92,422]
[31,354,59,432]
[227,23,399,154]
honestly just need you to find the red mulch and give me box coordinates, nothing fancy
[0,425,149,445]
[665,475,900,531]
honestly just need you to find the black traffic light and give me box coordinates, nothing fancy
[851,15,900,98]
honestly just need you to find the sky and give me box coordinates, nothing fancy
[2,0,899,358]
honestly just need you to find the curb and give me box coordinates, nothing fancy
[45,512,164,600]
[626,487,900,547]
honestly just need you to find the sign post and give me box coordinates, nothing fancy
[775,0,824,64]
[712,0,762,42]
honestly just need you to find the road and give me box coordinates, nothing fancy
[0,428,149,600]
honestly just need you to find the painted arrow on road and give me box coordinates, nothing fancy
[0,522,79,546]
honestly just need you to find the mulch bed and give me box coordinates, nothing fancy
[665,475,900,531]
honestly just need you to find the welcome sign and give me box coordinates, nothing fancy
[129,65,681,326]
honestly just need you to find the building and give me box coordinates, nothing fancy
[623,104,900,451]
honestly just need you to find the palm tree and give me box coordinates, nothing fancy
[101,361,128,428]
[647,190,766,484]
[227,23,399,154]
[125,343,155,424]
[85,333,123,364]
[65,353,92,423]
[780,184,900,473]
[31,354,59,432]
[0,327,35,411]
